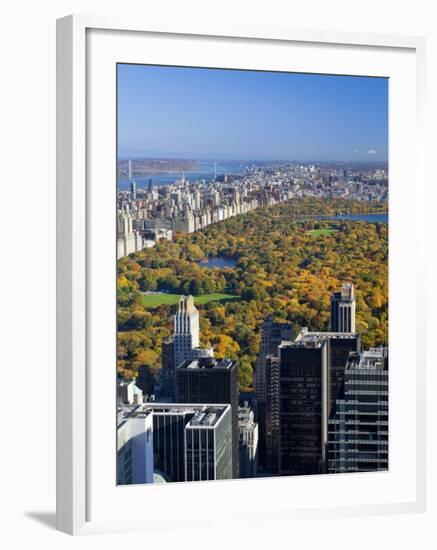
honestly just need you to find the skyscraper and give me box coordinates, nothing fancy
[176,357,239,478]
[255,317,294,404]
[174,296,200,367]
[156,296,213,400]
[158,337,176,401]
[326,332,361,415]
[294,328,361,416]
[185,405,233,482]
[330,283,356,332]
[117,407,154,485]
[118,403,233,483]
[265,354,280,474]
[255,316,293,470]
[277,337,329,476]
[130,179,137,201]
[328,348,388,473]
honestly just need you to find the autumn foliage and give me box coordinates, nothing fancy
[117,198,388,393]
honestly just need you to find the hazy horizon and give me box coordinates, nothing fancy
[117,153,388,165]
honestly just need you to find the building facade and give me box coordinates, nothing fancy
[238,402,259,478]
[173,295,213,370]
[185,405,233,482]
[254,317,293,470]
[295,329,361,416]
[117,407,154,485]
[265,355,280,474]
[176,357,240,478]
[117,377,144,405]
[328,348,389,473]
[330,283,356,333]
[117,206,149,259]
[118,403,232,483]
[278,337,329,476]
[158,337,176,401]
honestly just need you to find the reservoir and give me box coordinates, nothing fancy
[198,256,237,269]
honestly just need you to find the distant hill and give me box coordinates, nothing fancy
[118,158,197,177]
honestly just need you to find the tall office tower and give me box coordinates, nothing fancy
[328,348,388,473]
[118,403,232,483]
[172,296,213,371]
[176,357,239,478]
[326,332,361,414]
[130,179,137,201]
[238,402,259,478]
[117,407,154,484]
[265,355,280,474]
[185,405,233,482]
[174,295,200,367]
[295,328,361,416]
[330,283,356,333]
[278,337,329,476]
[194,189,201,210]
[255,317,294,404]
[254,317,293,469]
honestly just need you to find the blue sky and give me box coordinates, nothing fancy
[117,64,388,162]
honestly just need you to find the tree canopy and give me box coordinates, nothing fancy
[117,198,388,393]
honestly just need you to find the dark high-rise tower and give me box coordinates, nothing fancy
[326,333,361,415]
[265,354,280,474]
[176,357,239,478]
[295,329,361,416]
[255,316,294,470]
[266,329,360,477]
[277,337,329,476]
[330,283,356,333]
[159,337,176,401]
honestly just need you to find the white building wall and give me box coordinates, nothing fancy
[117,414,154,484]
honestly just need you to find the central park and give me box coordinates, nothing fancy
[117,197,388,393]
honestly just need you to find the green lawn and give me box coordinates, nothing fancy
[306,228,339,237]
[141,292,240,308]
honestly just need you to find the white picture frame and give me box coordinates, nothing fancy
[56,14,427,535]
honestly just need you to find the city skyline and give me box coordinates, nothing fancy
[116,64,389,484]
[118,64,388,162]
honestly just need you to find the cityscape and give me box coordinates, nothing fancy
[116,64,388,485]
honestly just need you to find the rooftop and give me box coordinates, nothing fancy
[331,282,355,301]
[177,295,198,315]
[178,357,235,370]
[347,348,388,371]
[295,328,359,342]
[280,335,326,349]
[118,403,230,428]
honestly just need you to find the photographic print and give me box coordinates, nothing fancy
[116,64,388,485]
